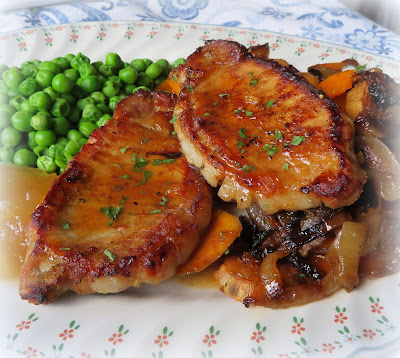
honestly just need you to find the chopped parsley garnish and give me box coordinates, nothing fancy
[141,190,146,194]
[224,249,230,255]
[262,144,279,156]
[149,209,162,214]
[242,164,251,173]
[237,140,244,149]
[238,128,248,138]
[115,185,123,191]
[233,109,241,114]
[267,100,275,109]
[111,163,121,168]
[212,101,219,107]
[355,64,367,73]
[104,248,116,261]
[118,174,131,180]
[169,114,177,124]
[210,149,217,155]
[203,113,210,117]
[282,163,289,170]
[248,72,253,76]
[274,130,283,140]
[59,247,71,251]
[120,146,129,154]
[251,165,257,171]
[250,79,258,87]
[160,197,168,205]
[298,273,305,279]
[219,93,230,97]
[290,135,305,146]
[142,138,149,144]
[100,206,123,226]
[62,221,70,230]
[133,157,149,171]
[263,203,268,208]
[135,170,152,185]
[244,110,253,116]
[185,84,194,92]
[152,158,175,165]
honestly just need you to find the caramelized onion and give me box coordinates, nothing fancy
[346,81,369,120]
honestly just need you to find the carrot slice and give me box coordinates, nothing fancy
[176,210,242,275]
[154,77,181,94]
[317,70,356,98]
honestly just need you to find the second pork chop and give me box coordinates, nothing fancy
[20,91,212,304]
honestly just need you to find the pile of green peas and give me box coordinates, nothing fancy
[0,52,186,174]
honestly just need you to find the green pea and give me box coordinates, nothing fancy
[33,146,49,157]
[36,69,55,88]
[79,63,97,78]
[70,52,90,71]
[64,139,80,156]
[156,59,170,74]
[20,100,37,113]
[82,103,102,122]
[63,68,80,83]
[21,63,38,78]
[173,58,185,68]
[99,64,115,77]
[119,67,138,84]
[43,86,59,100]
[90,91,107,104]
[29,91,52,111]
[37,155,57,173]
[122,84,137,95]
[79,121,97,138]
[135,73,153,89]
[38,61,61,74]
[18,77,37,96]
[34,130,56,147]
[97,113,112,127]
[9,95,26,111]
[108,75,123,87]
[105,53,123,71]
[13,149,37,167]
[11,110,33,132]
[53,57,70,71]
[0,64,9,77]
[77,97,94,111]
[55,154,68,170]
[56,137,69,146]
[48,144,66,158]
[50,97,70,117]
[132,86,151,93]
[81,75,102,93]
[67,129,83,141]
[92,61,103,71]
[0,110,12,128]
[0,147,14,162]
[71,84,86,100]
[142,59,153,68]
[27,131,37,149]
[145,63,162,80]
[0,91,9,105]
[109,96,122,112]
[0,104,16,116]
[102,80,120,98]
[61,94,75,106]
[51,117,70,136]
[30,112,51,130]
[130,59,147,73]
[15,143,28,151]
[78,138,88,148]
[7,87,22,98]
[52,73,74,94]
[64,53,75,62]
[67,106,81,124]
[3,67,24,88]
[96,103,112,114]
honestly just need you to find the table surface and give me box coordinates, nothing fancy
[0,0,399,60]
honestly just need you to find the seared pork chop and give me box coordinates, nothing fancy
[20,91,212,304]
[172,40,366,214]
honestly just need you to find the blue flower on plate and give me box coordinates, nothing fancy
[300,24,323,40]
[261,7,293,20]
[158,0,208,20]
[345,28,384,52]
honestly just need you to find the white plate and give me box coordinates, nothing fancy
[1,21,400,358]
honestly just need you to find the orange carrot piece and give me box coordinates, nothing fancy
[176,210,242,275]
[154,77,181,94]
[317,70,356,98]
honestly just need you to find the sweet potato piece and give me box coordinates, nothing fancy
[317,70,357,98]
[155,77,181,94]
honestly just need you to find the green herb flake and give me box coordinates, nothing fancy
[238,128,248,138]
[241,148,246,153]
[274,130,283,140]
[120,146,129,154]
[169,114,177,124]
[262,144,279,156]
[104,248,116,261]
[149,209,162,214]
[135,170,152,185]
[115,185,123,191]
[118,174,131,180]
[185,84,194,92]
[160,197,168,206]
[263,203,268,208]
[244,110,253,116]
[242,164,251,173]
[224,249,230,255]
[247,72,254,76]
[298,273,305,279]
[267,100,275,109]
[142,138,149,144]
[210,149,217,156]
[100,206,123,226]
[62,221,70,230]
[282,163,289,170]
[141,190,146,194]
[212,101,219,107]
[152,158,175,165]
[202,113,210,117]
[111,163,122,168]
[250,79,258,87]
[290,135,306,146]
[237,140,244,149]
[233,109,241,114]
[219,93,230,98]
[172,131,176,135]
[355,64,367,73]
[133,157,149,171]
[59,247,71,251]
[251,165,257,171]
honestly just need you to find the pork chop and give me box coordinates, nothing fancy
[19,91,212,304]
[172,40,366,214]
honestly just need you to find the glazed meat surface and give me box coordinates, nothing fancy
[19,91,212,304]
[172,40,366,214]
